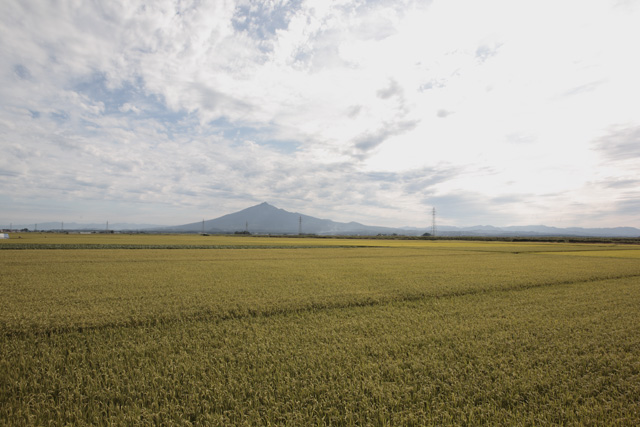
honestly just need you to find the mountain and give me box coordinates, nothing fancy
[5,203,639,237]
[501,225,640,237]
[161,203,640,237]
[436,225,640,238]
[159,202,411,235]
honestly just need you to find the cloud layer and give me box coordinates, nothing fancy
[1,0,639,227]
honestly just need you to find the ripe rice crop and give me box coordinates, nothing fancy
[1,235,639,425]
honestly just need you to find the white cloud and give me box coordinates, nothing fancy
[1,0,639,228]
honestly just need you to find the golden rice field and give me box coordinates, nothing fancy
[1,233,639,425]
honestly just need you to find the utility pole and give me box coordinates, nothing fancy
[298,216,302,235]
[202,219,205,234]
[245,221,248,233]
[431,207,436,237]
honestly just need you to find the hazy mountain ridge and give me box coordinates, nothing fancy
[5,203,639,237]
[436,225,640,238]
[159,203,640,237]
[2,222,162,231]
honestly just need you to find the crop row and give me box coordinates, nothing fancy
[2,276,639,425]
[2,240,639,424]
[4,232,639,252]
[2,247,640,335]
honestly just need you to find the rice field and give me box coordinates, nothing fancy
[1,234,639,425]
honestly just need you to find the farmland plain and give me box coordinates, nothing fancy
[1,234,639,425]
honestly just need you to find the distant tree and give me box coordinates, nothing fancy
[422,232,431,237]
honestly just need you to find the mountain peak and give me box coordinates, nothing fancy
[253,202,276,210]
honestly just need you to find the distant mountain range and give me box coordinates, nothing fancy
[159,202,406,235]
[2,222,161,231]
[5,202,640,237]
[157,202,640,238]
[434,224,640,238]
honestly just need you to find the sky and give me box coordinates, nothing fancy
[1,0,639,229]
